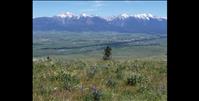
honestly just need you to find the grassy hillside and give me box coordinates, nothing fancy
[33,58,167,101]
[33,31,167,101]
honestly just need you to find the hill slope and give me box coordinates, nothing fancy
[33,58,167,101]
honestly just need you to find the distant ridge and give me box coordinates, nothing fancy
[33,12,167,34]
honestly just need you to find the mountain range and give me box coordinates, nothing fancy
[33,12,167,34]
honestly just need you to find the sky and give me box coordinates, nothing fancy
[33,1,167,18]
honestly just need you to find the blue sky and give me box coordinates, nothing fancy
[33,1,167,18]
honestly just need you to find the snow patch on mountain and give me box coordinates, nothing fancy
[57,12,76,18]
[80,13,91,17]
[55,12,166,21]
[117,13,130,20]
[133,13,154,20]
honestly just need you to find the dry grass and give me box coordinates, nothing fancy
[33,58,167,101]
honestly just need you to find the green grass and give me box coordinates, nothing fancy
[33,31,167,57]
[33,31,167,100]
[33,58,167,101]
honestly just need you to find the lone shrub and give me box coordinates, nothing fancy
[103,46,112,60]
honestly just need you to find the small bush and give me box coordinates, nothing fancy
[47,56,50,60]
[115,67,123,79]
[127,74,143,86]
[52,71,79,91]
[92,90,102,101]
[106,79,116,88]
[87,66,97,79]
[62,74,79,91]
[103,46,112,60]
[83,86,102,101]
[92,86,102,101]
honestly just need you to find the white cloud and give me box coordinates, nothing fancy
[79,1,104,14]
[124,0,133,4]
[94,3,103,7]
[94,1,103,3]
[124,0,130,2]
[80,8,95,12]
[93,1,104,7]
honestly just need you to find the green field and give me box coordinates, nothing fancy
[33,31,167,59]
[33,31,167,101]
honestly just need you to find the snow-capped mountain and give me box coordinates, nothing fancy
[33,12,167,34]
[117,13,130,20]
[133,13,154,20]
[80,13,92,18]
[56,12,76,18]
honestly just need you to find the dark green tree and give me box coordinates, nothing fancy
[103,46,112,60]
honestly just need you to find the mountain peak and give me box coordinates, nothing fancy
[34,12,167,34]
[121,13,129,18]
[133,13,154,20]
[54,12,166,20]
[104,16,116,21]
[80,13,92,17]
[117,13,130,19]
[57,12,76,18]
